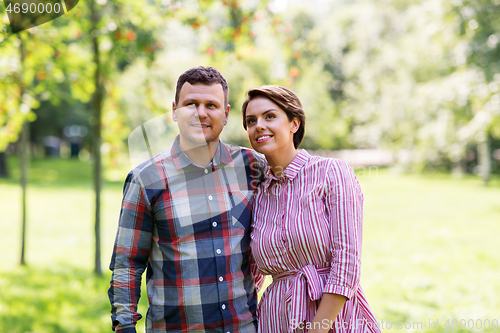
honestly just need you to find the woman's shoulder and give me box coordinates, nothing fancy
[301,153,358,190]
[303,151,352,173]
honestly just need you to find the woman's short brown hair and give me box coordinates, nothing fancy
[241,85,306,149]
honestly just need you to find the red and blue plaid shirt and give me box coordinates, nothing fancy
[109,136,266,333]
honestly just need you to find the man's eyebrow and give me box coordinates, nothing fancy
[182,99,220,104]
[183,98,221,105]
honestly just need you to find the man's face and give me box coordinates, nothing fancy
[172,82,230,149]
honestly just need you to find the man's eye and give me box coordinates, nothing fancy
[208,104,216,108]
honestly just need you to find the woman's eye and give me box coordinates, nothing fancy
[247,119,255,125]
[266,114,275,119]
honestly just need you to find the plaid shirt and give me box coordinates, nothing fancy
[109,136,266,333]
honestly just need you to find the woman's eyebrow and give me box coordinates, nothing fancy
[246,109,276,118]
[262,109,276,115]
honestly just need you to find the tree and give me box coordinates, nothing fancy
[75,0,175,274]
[1,0,165,270]
[455,0,500,183]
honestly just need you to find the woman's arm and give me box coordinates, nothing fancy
[308,293,347,333]
[313,159,363,332]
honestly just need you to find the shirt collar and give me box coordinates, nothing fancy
[281,149,310,180]
[170,135,234,170]
[262,149,310,190]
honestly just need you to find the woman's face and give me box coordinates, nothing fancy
[244,97,299,158]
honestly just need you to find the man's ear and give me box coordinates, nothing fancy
[172,102,177,122]
[224,104,231,125]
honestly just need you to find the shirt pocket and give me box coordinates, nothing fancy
[229,189,253,230]
[301,191,322,210]
[300,191,327,225]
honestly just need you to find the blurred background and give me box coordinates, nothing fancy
[1,0,500,332]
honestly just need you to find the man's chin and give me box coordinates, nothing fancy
[181,134,217,148]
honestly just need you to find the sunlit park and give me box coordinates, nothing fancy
[1,0,500,332]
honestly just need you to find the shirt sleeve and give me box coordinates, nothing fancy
[323,159,363,299]
[248,245,266,293]
[108,171,154,332]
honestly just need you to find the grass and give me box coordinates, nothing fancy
[1,156,500,332]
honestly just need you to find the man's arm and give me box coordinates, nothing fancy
[108,172,154,332]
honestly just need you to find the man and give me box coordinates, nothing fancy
[108,66,266,333]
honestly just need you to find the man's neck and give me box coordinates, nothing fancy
[179,138,219,167]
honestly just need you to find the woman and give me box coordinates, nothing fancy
[242,86,381,333]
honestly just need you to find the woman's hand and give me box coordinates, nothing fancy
[307,293,347,333]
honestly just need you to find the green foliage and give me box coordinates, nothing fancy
[3,0,500,171]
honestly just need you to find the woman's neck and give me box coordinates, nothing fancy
[266,147,299,178]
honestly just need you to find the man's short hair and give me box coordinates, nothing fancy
[175,66,229,107]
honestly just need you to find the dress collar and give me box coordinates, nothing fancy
[262,149,310,190]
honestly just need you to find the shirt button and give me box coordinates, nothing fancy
[219,276,224,282]
[221,304,226,310]
[204,169,208,174]
[216,249,222,254]
[208,195,213,201]
[212,222,217,227]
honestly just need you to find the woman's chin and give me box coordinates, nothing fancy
[250,143,267,155]
[254,146,277,159]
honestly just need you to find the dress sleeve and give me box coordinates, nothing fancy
[323,159,363,300]
[108,171,154,332]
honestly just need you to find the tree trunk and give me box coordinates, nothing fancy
[0,152,8,178]
[478,135,491,185]
[19,36,28,266]
[91,0,103,276]
[20,121,29,266]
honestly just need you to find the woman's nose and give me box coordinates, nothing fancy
[256,118,266,130]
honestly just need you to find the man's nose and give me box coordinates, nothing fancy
[196,105,208,118]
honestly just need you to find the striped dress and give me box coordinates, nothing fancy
[250,150,381,333]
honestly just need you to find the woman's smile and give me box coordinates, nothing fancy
[255,134,274,143]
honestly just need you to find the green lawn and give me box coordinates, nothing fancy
[1,157,499,332]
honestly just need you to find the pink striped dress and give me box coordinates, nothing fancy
[250,150,381,333]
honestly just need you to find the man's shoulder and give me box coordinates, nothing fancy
[222,142,266,167]
[127,148,173,184]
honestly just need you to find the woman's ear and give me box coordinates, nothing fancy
[291,117,300,133]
